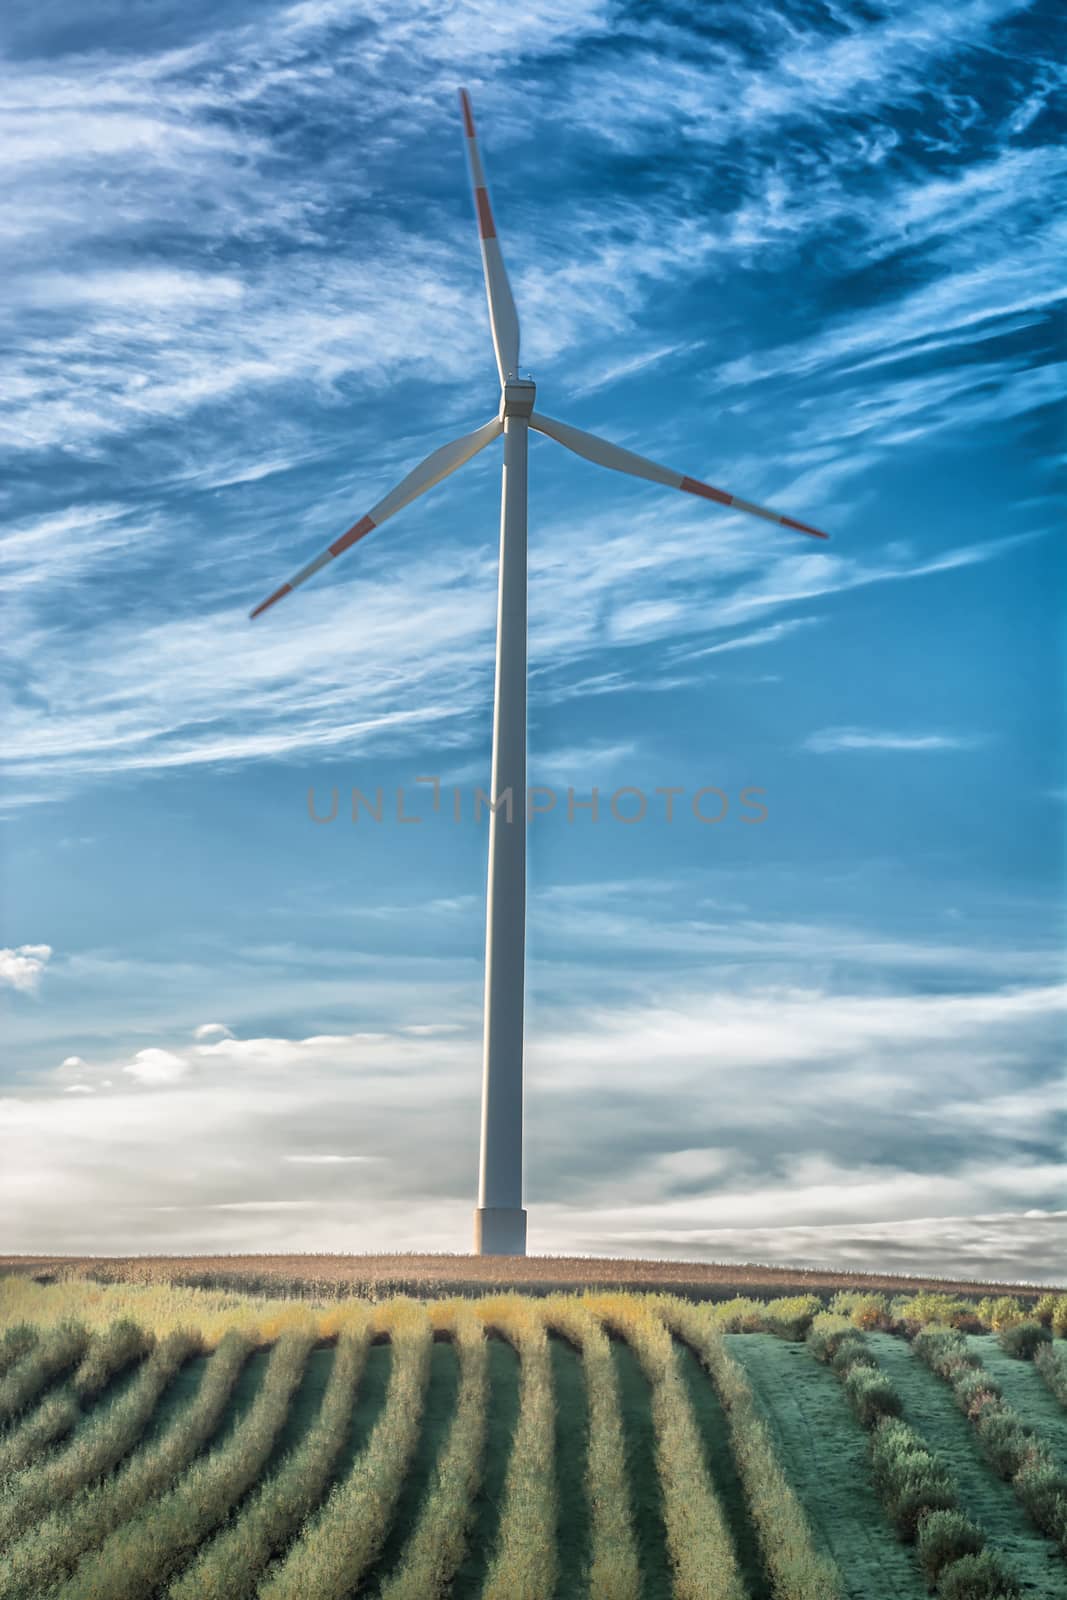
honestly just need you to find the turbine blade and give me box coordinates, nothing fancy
[250,417,503,619]
[531,412,829,540]
[459,88,520,386]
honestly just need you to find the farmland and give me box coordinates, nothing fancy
[0,1271,1065,1599]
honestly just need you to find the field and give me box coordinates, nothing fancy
[1,1267,1065,1600]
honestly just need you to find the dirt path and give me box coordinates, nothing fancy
[727,1334,926,1600]
[869,1333,1067,1598]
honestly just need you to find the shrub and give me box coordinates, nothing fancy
[1034,1293,1058,1327]
[828,1291,893,1329]
[1052,1298,1067,1339]
[912,1325,973,1374]
[763,1295,823,1340]
[807,1314,855,1365]
[709,1297,766,1332]
[996,1321,1051,1360]
[1013,1456,1067,1545]
[937,1549,1020,1599]
[897,1294,981,1331]
[915,1509,985,1586]
[976,1298,1025,1332]
[1034,1341,1067,1407]
[831,1337,878,1376]
[973,1402,1033,1480]
[953,1368,1002,1419]
[870,1418,957,1539]
[843,1365,901,1428]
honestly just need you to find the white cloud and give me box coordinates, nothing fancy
[193,1022,234,1042]
[122,1048,188,1086]
[0,945,52,992]
[283,1153,383,1164]
[804,727,982,753]
[2,970,1061,1268]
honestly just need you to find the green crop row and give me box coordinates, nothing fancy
[0,1323,39,1379]
[1034,1342,1067,1409]
[168,1316,373,1600]
[543,1298,641,1600]
[0,1319,153,1477]
[57,1325,317,1600]
[0,1327,199,1547]
[0,1327,254,1600]
[378,1304,490,1600]
[912,1325,1067,1555]
[259,1302,433,1600]
[0,1321,90,1426]
[594,1293,746,1600]
[664,1297,843,1600]
[809,1315,1020,1600]
[478,1297,558,1600]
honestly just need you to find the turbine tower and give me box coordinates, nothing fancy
[249,89,830,1257]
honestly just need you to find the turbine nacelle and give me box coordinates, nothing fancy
[500,379,536,420]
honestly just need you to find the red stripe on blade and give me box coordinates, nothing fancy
[459,90,475,138]
[680,475,732,506]
[250,582,292,619]
[475,188,496,239]
[329,514,376,558]
[781,514,829,539]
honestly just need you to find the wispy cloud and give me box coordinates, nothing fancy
[804,727,984,753]
[4,975,1062,1264]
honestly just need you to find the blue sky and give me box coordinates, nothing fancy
[2,0,1064,1276]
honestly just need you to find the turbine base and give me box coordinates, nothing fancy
[473,1206,527,1256]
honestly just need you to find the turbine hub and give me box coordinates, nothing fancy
[500,377,536,420]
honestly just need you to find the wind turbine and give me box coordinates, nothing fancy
[250,89,829,1257]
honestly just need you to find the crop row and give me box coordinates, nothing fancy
[912,1324,1067,1555]
[3,1292,1062,1600]
[0,1327,200,1547]
[0,1328,254,1600]
[808,1315,1019,1599]
[0,1319,151,1476]
[258,1302,432,1600]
